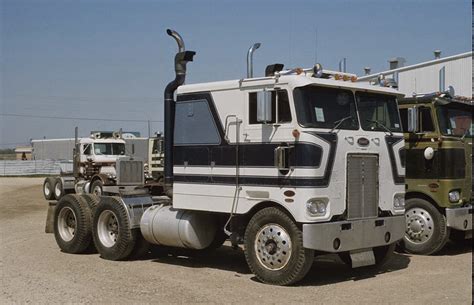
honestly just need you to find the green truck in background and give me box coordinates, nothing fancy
[398,90,472,255]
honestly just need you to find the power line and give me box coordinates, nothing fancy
[0,113,162,123]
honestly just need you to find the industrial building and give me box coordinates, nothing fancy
[31,137,151,162]
[358,51,472,99]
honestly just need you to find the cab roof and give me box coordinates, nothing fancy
[177,74,404,97]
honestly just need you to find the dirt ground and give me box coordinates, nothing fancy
[0,177,472,304]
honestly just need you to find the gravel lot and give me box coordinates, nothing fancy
[0,177,472,304]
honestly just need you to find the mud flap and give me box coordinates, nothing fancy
[349,248,375,268]
[45,202,56,233]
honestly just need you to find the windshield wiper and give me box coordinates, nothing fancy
[365,119,393,136]
[330,116,354,133]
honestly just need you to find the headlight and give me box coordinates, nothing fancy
[306,199,328,216]
[448,190,460,203]
[393,194,405,209]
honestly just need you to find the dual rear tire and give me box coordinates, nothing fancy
[43,177,69,201]
[53,195,149,260]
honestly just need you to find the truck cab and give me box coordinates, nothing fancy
[398,94,472,254]
[79,137,126,177]
[49,30,408,286]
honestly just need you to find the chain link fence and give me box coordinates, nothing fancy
[0,160,73,176]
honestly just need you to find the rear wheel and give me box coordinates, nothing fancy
[244,207,314,286]
[54,178,64,200]
[92,197,148,260]
[401,198,449,255]
[53,194,93,253]
[43,177,55,200]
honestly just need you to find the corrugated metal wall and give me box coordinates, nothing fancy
[32,138,150,162]
[397,55,472,97]
[32,139,76,160]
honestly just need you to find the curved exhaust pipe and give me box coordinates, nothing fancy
[246,43,261,78]
[164,29,195,190]
[166,29,185,54]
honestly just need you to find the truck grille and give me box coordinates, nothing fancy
[116,159,144,185]
[346,154,379,219]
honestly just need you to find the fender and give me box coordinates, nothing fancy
[91,173,114,186]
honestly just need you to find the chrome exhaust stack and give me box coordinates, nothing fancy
[246,43,261,78]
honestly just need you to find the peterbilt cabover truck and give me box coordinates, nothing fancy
[49,29,406,285]
[398,91,472,255]
[42,131,128,200]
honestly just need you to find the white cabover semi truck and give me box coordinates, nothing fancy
[50,29,406,285]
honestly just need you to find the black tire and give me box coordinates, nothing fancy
[53,178,65,201]
[90,180,104,196]
[400,198,449,255]
[338,243,396,268]
[80,194,101,252]
[244,207,314,286]
[81,194,100,211]
[92,196,146,261]
[53,194,93,253]
[43,177,55,200]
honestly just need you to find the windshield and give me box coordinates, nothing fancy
[356,92,402,132]
[437,104,473,138]
[293,86,359,129]
[93,143,126,155]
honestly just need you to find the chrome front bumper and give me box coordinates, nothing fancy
[302,216,405,253]
[446,205,472,231]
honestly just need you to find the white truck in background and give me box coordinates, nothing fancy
[41,130,130,200]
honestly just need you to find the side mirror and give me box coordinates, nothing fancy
[257,91,273,123]
[407,107,418,133]
[274,146,291,170]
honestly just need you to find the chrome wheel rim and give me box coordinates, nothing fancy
[58,207,76,242]
[44,183,51,197]
[405,207,434,244]
[92,185,102,196]
[254,224,292,270]
[54,183,61,198]
[97,210,119,248]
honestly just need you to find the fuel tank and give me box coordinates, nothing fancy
[140,205,217,249]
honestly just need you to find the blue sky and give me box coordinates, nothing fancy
[0,0,471,148]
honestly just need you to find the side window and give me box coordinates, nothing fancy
[276,90,291,123]
[399,108,408,132]
[83,144,91,155]
[174,99,221,145]
[248,89,291,124]
[419,107,435,132]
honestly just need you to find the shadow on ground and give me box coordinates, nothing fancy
[145,244,413,286]
[433,239,472,256]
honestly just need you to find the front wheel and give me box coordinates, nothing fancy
[244,207,314,286]
[401,198,449,255]
[90,180,103,196]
